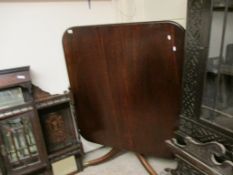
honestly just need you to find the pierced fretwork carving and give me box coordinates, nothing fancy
[167,137,233,175]
[178,117,233,161]
[179,137,232,175]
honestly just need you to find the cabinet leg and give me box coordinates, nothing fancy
[43,165,53,175]
[75,153,83,172]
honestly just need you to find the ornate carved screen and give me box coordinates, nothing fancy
[63,22,184,157]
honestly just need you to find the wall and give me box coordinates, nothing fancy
[0,1,118,94]
[0,0,187,152]
[144,0,186,26]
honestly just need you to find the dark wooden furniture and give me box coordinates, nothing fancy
[167,0,233,174]
[35,88,83,172]
[0,67,83,175]
[63,21,185,157]
[0,67,48,175]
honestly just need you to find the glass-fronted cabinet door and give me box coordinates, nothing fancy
[201,0,233,133]
[0,108,47,175]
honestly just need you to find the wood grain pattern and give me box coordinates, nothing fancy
[0,67,30,89]
[63,22,184,157]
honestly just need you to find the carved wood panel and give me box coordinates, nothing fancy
[177,0,233,162]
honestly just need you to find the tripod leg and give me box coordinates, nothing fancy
[136,153,158,175]
[83,148,120,167]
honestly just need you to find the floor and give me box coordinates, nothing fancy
[0,138,177,175]
[52,147,177,175]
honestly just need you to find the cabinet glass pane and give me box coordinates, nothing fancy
[0,115,40,169]
[0,87,25,110]
[201,0,226,120]
[214,2,233,132]
[201,0,233,133]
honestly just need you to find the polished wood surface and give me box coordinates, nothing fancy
[63,22,184,157]
[0,67,30,89]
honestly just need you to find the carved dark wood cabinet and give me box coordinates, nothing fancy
[167,0,233,175]
[0,67,48,175]
[0,67,83,175]
[35,91,83,171]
